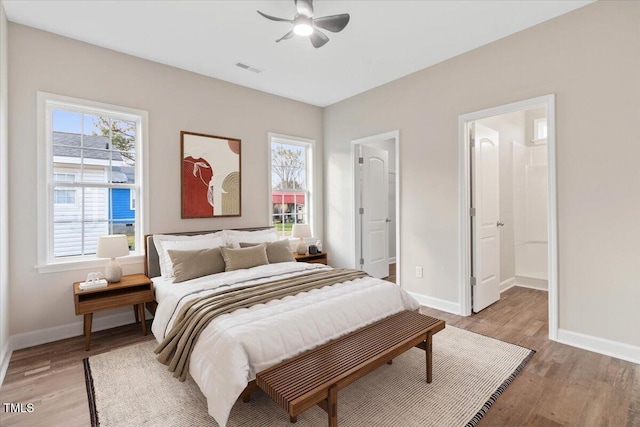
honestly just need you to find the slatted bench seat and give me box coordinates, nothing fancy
[253,310,445,427]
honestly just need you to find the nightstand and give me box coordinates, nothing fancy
[293,252,328,265]
[73,273,153,350]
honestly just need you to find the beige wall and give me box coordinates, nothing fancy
[0,1,9,374]
[324,1,640,347]
[8,24,323,337]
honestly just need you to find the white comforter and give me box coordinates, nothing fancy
[152,262,420,427]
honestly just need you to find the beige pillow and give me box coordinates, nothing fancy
[220,244,269,271]
[240,239,295,264]
[167,247,226,283]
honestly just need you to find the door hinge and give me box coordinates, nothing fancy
[359,207,364,215]
[358,157,364,164]
[470,276,477,286]
[469,207,476,217]
[359,258,364,265]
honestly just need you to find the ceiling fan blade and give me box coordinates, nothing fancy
[309,28,329,48]
[276,30,295,43]
[313,14,350,33]
[257,10,292,23]
[295,0,314,17]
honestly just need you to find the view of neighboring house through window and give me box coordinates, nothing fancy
[269,135,314,238]
[47,101,141,260]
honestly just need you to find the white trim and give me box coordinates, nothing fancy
[267,133,317,239]
[35,254,144,274]
[351,130,401,286]
[0,340,11,387]
[458,95,559,341]
[408,291,461,315]
[389,257,396,264]
[514,275,548,291]
[9,310,152,352]
[500,277,515,293]
[557,329,640,365]
[36,92,149,271]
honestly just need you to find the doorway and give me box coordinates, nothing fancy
[459,95,559,339]
[352,131,400,283]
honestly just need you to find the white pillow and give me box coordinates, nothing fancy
[225,228,278,248]
[153,231,226,279]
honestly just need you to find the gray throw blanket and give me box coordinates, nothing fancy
[155,268,369,381]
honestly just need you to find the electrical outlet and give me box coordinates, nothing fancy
[415,266,423,278]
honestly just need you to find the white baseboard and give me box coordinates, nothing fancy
[500,277,515,293]
[408,291,460,315]
[0,340,11,387]
[557,328,640,365]
[10,310,152,352]
[515,275,548,291]
[389,257,396,264]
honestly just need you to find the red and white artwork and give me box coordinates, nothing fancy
[181,132,241,218]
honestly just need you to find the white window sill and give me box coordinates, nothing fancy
[35,254,145,274]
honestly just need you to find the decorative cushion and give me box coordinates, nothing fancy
[225,228,278,248]
[239,239,295,264]
[220,244,269,271]
[167,247,226,283]
[153,231,227,279]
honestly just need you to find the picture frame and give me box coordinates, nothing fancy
[181,131,241,218]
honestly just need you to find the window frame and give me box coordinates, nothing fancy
[36,92,149,273]
[534,117,548,141]
[267,133,316,239]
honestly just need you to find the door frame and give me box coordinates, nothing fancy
[352,130,400,285]
[458,95,559,340]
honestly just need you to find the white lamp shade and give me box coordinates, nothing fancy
[96,235,130,258]
[291,224,312,239]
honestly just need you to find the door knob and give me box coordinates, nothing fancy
[497,221,505,227]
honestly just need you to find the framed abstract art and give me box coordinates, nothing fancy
[181,131,241,218]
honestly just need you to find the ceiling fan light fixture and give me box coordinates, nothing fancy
[293,15,313,36]
[294,22,313,36]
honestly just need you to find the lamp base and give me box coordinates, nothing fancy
[104,258,123,283]
[296,238,308,255]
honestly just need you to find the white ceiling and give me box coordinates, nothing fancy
[4,1,591,107]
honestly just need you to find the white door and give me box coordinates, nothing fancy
[360,145,389,278]
[472,123,501,312]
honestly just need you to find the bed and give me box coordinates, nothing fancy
[146,228,420,427]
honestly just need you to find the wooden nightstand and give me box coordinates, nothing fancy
[293,252,327,265]
[73,273,153,350]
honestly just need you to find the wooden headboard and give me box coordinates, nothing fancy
[144,227,274,278]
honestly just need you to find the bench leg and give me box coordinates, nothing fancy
[290,415,297,423]
[426,333,433,383]
[328,384,338,427]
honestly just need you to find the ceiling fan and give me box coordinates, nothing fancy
[257,0,350,48]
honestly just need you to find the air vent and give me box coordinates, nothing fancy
[235,62,263,74]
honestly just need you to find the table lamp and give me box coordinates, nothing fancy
[291,224,312,255]
[97,235,130,282]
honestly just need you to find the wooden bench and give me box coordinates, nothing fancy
[251,310,445,427]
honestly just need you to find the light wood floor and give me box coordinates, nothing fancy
[1,286,638,426]
[384,262,396,283]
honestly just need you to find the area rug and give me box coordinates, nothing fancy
[83,326,534,427]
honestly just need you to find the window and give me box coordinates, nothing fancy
[38,93,147,270]
[534,118,548,141]
[130,189,136,211]
[268,134,314,238]
[53,173,77,204]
